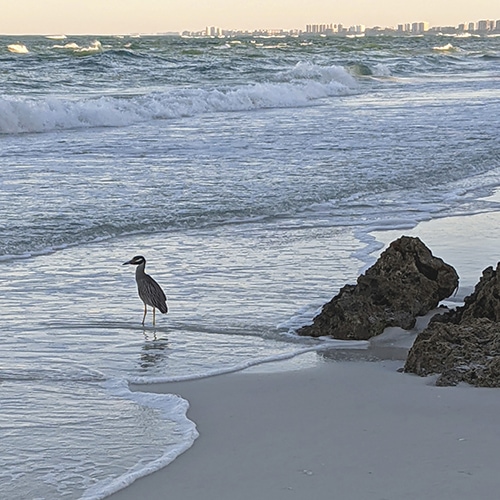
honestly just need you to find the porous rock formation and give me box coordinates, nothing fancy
[298,236,459,340]
[405,263,500,387]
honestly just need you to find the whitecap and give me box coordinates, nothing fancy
[53,42,81,50]
[7,43,29,54]
[52,40,103,54]
[74,40,103,55]
[433,43,455,51]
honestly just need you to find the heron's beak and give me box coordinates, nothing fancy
[123,260,132,265]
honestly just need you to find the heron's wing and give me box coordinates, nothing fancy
[138,275,168,312]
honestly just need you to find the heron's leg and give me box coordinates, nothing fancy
[142,303,147,326]
[153,308,156,326]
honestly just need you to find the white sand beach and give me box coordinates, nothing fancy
[108,211,500,500]
[108,357,500,500]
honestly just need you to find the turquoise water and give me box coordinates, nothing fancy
[1,34,499,499]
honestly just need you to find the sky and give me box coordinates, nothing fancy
[1,0,499,35]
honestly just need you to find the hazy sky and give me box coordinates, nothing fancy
[2,0,499,34]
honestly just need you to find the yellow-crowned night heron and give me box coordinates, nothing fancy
[123,255,168,326]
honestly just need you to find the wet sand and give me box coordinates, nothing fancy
[107,356,500,500]
[107,209,500,500]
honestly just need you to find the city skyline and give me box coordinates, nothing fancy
[1,0,499,35]
[187,18,499,37]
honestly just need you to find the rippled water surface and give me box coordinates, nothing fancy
[1,34,500,499]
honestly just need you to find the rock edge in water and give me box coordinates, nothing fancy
[297,236,459,340]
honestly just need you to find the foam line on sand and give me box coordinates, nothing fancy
[107,358,500,500]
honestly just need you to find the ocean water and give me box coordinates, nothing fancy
[1,34,500,499]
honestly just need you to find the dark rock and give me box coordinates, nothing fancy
[405,264,500,387]
[297,236,459,340]
[433,265,500,324]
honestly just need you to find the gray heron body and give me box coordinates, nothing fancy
[123,255,168,326]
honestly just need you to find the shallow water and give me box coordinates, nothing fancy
[1,33,499,499]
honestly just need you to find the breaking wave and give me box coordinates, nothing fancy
[7,43,29,54]
[0,63,359,134]
[433,43,456,51]
[52,40,103,54]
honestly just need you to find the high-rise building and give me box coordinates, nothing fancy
[305,23,335,34]
[349,25,365,33]
[477,20,490,31]
[411,22,429,34]
[205,26,221,36]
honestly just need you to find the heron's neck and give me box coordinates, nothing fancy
[135,261,146,278]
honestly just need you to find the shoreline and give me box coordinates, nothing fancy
[107,357,500,500]
[106,210,500,500]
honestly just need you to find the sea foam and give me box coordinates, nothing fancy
[7,43,29,54]
[52,40,103,54]
[433,43,455,51]
[80,378,199,500]
[0,63,358,134]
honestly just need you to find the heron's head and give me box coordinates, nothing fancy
[123,255,146,266]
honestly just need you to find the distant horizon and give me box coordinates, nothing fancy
[2,17,500,37]
[1,0,499,36]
